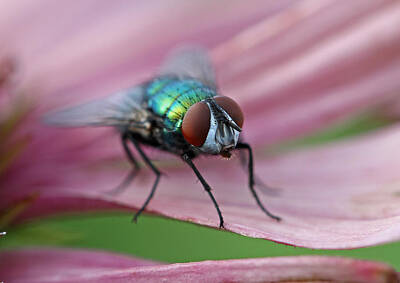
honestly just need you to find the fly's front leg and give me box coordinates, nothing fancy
[128,134,162,223]
[182,153,225,228]
[108,133,141,195]
[236,142,281,221]
[238,142,279,197]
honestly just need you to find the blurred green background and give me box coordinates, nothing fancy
[3,213,400,268]
[1,111,400,269]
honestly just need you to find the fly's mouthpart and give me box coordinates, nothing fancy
[216,123,237,149]
[220,149,232,158]
[222,144,235,152]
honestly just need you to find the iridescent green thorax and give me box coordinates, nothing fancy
[146,77,216,131]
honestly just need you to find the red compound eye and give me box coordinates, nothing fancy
[214,96,244,128]
[182,102,210,147]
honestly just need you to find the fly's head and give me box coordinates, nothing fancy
[182,96,243,158]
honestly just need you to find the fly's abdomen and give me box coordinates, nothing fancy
[146,78,216,131]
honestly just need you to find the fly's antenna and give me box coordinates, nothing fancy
[224,119,241,132]
[206,98,242,132]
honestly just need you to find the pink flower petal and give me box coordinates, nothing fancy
[24,0,400,150]
[214,0,400,145]
[3,0,397,146]
[2,1,400,250]
[0,0,294,101]
[0,248,159,283]
[1,248,397,283]
[3,124,400,249]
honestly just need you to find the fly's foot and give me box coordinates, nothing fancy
[270,214,281,222]
[132,212,140,223]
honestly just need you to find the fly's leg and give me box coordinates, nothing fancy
[182,153,225,228]
[236,142,281,221]
[238,143,279,197]
[128,135,161,223]
[108,133,141,195]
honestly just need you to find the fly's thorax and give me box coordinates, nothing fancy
[145,78,216,132]
[122,101,156,138]
[182,96,244,156]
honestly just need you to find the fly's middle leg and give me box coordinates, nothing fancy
[128,134,162,223]
[108,133,141,195]
[182,153,225,228]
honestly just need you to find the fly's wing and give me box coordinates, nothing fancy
[44,86,148,129]
[159,47,217,90]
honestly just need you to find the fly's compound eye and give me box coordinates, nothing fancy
[214,96,244,128]
[182,102,210,147]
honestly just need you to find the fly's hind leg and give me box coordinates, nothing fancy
[108,133,141,195]
[128,134,162,223]
[182,153,225,228]
[236,142,281,221]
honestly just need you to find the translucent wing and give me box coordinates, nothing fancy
[159,47,217,89]
[44,86,148,129]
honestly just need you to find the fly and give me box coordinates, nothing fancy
[46,47,281,228]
